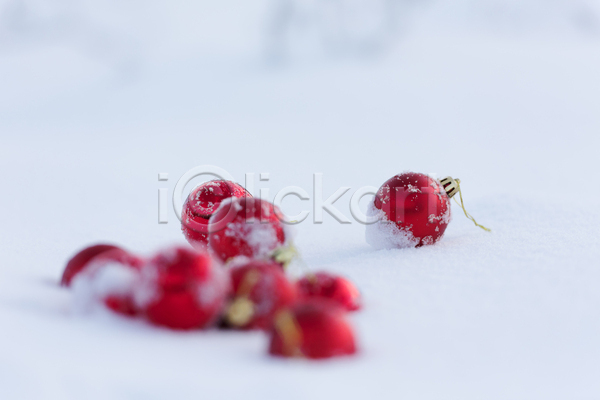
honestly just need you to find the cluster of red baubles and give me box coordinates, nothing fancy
[62,180,361,360]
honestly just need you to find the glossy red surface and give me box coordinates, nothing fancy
[182,180,251,249]
[268,299,357,359]
[142,247,228,330]
[373,172,451,247]
[296,272,361,311]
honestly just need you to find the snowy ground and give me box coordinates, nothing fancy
[1,1,600,399]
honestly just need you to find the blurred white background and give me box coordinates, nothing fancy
[1,0,599,111]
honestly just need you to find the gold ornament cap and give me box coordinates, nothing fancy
[225,297,255,327]
[440,176,461,199]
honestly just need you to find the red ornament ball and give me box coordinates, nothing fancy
[208,197,286,263]
[225,260,296,330]
[296,272,361,311]
[69,247,144,316]
[268,299,357,359]
[182,180,251,249]
[136,247,228,330]
[61,244,122,286]
[366,172,451,248]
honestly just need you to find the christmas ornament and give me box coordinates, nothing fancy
[224,260,296,330]
[366,172,489,249]
[268,299,357,359]
[70,248,144,316]
[136,247,228,330]
[296,272,361,311]
[208,197,287,263]
[182,180,251,249]
[61,244,122,286]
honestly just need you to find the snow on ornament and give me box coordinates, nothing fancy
[61,244,124,286]
[208,197,292,265]
[366,173,489,249]
[135,247,229,330]
[70,248,144,316]
[182,180,251,250]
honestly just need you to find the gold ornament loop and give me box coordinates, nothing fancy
[441,176,491,232]
[274,310,303,357]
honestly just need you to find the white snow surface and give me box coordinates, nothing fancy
[1,1,600,399]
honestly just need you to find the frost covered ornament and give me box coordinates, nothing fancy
[366,172,489,249]
[61,244,124,286]
[181,180,251,250]
[208,197,289,264]
[70,248,144,316]
[135,247,229,330]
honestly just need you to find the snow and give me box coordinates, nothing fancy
[195,262,229,308]
[1,1,600,399]
[365,202,421,249]
[132,264,159,309]
[71,262,138,313]
[242,221,281,258]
